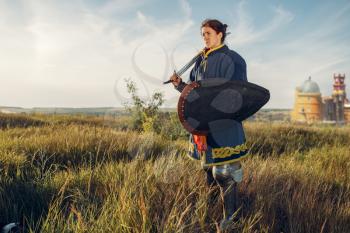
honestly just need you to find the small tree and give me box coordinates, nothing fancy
[124,79,164,133]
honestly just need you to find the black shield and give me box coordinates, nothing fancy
[178,78,270,135]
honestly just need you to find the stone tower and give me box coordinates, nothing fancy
[332,74,346,123]
[291,76,322,123]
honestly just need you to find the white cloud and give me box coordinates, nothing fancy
[179,0,192,19]
[0,0,197,108]
[228,2,294,47]
[0,0,349,109]
[98,0,150,14]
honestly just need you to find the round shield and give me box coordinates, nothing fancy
[177,78,270,135]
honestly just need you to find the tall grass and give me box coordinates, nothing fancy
[0,114,349,232]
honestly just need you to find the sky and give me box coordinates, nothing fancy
[0,0,349,109]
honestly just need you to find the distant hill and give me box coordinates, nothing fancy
[0,106,291,121]
[0,106,125,115]
[248,108,291,122]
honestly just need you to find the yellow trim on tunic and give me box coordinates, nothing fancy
[201,143,248,166]
[202,44,225,58]
[196,44,225,73]
[203,153,249,167]
[212,144,248,159]
[187,141,249,166]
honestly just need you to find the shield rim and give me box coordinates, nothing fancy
[177,82,208,135]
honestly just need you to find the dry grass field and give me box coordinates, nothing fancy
[0,113,349,232]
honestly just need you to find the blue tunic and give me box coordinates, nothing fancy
[176,44,249,167]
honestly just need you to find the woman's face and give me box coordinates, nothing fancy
[201,26,222,49]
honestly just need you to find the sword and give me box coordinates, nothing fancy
[163,52,202,84]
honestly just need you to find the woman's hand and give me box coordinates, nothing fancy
[170,73,182,87]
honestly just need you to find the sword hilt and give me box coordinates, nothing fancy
[163,70,180,84]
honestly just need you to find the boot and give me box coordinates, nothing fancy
[204,167,216,187]
[217,178,240,231]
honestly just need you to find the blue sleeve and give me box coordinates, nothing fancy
[223,56,247,82]
[222,59,235,80]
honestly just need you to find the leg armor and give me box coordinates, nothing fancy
[212,162,243,230]
[203,167,216,187]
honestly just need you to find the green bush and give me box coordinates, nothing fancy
[124,79,164,133]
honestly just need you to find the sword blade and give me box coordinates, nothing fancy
[163,52,202,84]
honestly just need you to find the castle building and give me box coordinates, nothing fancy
[291,74,350,124]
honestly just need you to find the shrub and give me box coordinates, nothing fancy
[124,79,164,133]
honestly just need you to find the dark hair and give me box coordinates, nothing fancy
[201,19,228,43]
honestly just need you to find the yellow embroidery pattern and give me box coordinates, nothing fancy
[212,144,248,159]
